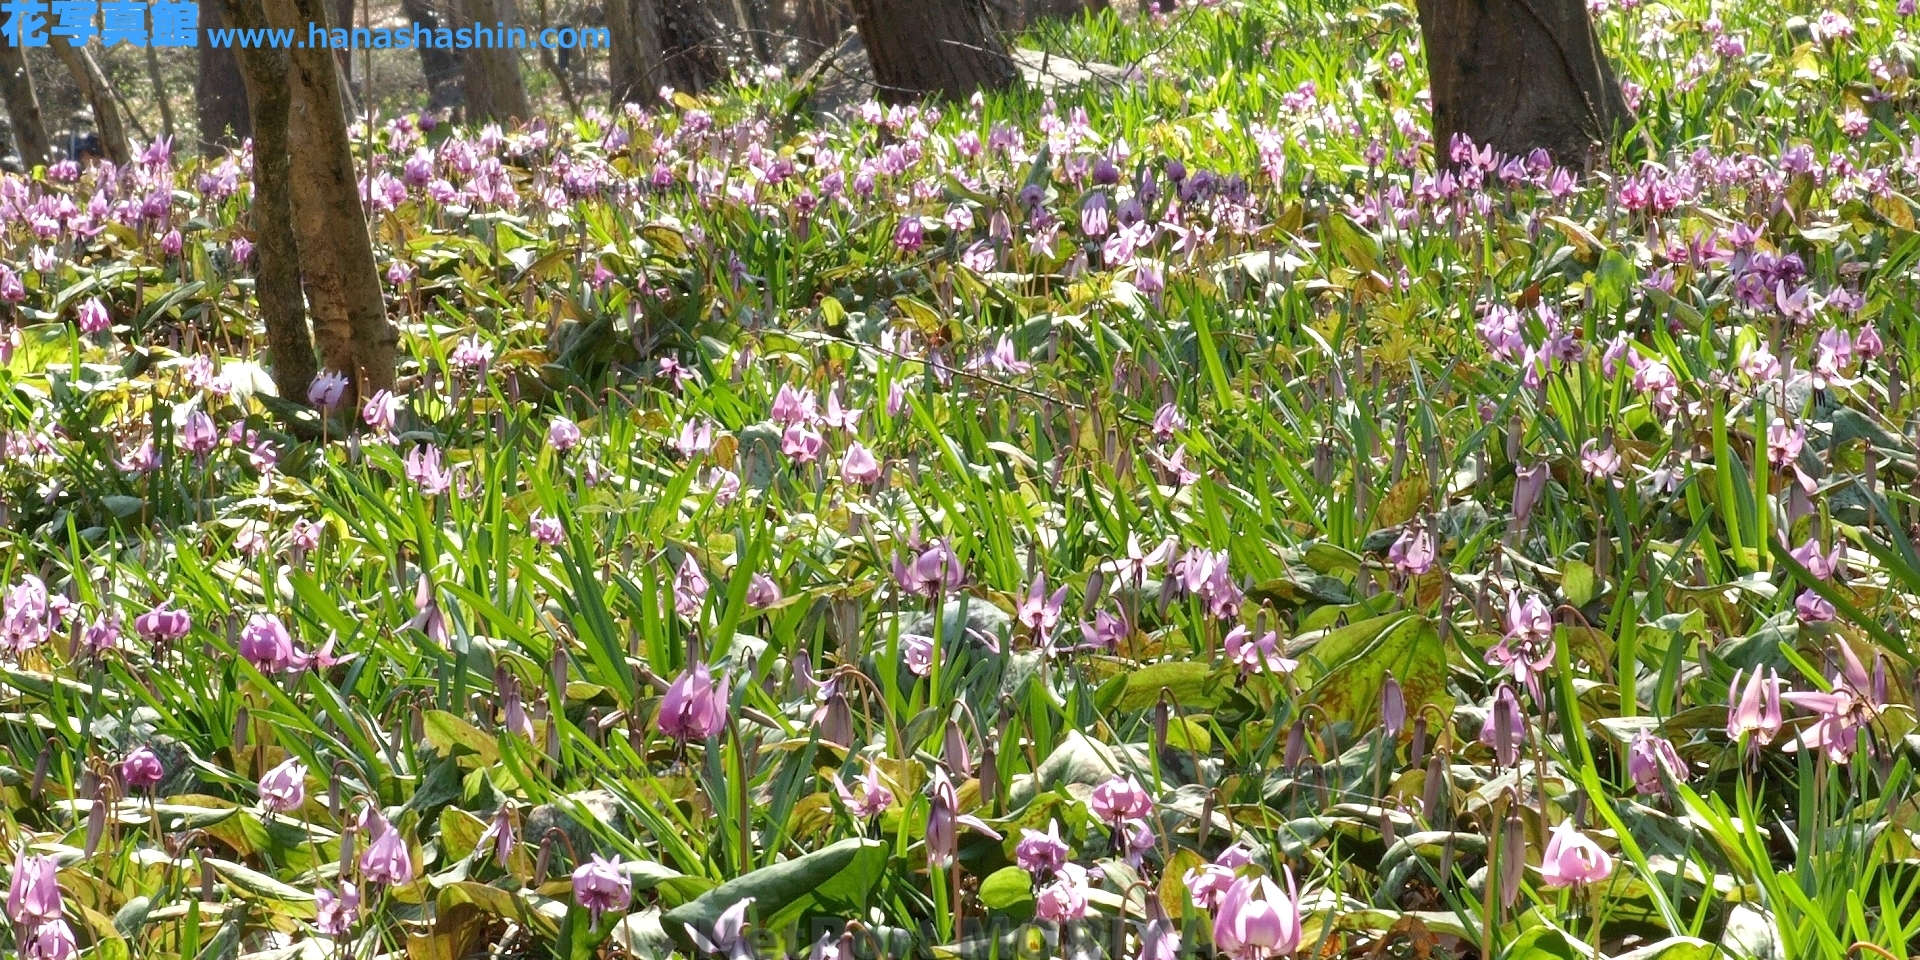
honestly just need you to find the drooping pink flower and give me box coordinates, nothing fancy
[925,768,1000,867]
[1480,684,1525,767]
[571,854,632,925]
[1212,871,1301,960]
[745,573,782,608]
[1387,525,1435,575]
[238,613,304,674]
[120,747,164,790]
[6,851,61,926]
[840,442,882,485]
[833,763,894,818]
[22,918,75,960]
[658,662,728,741]
[359,819,415,886]
[1034,862,1091,922]
[672,555,709,619]
[315,883,360,936]
[1015,572,1068,643]
[1539,821,1613,888]
[688,896,753,958]
[1227,624,1291,674]
[547,416,582,452]
[257,757,307,813]
[133,604,191,644]
[1727,667,1784,744]
[1015,819,1070,876]
[74,297,109,334]
[307,371,349,410]
[1089,775,1152,824]
[1627,730,1686,795]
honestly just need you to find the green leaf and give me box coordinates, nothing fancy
[1115,661,1222,712]
[660,838,888,951]
[424,709,501,765]
[977,866,1036,910]
[205,858,317,919]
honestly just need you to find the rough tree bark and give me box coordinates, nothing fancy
[219,0,317,406]
[198,1,252,150]
[460,0,532,123]
[605,0,663,105]
[849,0,1015,103]
[50,45,130,165]
[1415,0,1629,170]
[265,0,395,402]
[655,0,728,93]
[0,45,51,167]
[399,0,466,110]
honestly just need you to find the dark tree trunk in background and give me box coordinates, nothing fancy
[460,0,532,123]
[0,45,51,167]
[1416,0,1629,170]
[198,1,252,150]
[51,44,130,165]
[605,0,663,105]
[992,0,1102,32]
[850,0,1015,103]
[266,0,396,403]
[656,0,728,93]
[145,47,177,143]
[400,0,466,110]
[220,0,318,407]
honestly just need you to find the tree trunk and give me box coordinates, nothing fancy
[605,0,663,105]
[220,0,318,407]
[655,0,728,94]
[1415,0,1629,170]
[265,0,396,402]
[198,1,252,150]
[51,45,130,165]
[0,45,51,167]
[460,0,532,124]
[145,46,177,143]
[400,0,467,111]
[849,0,1015,103]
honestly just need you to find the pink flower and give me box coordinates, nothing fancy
[1034,862,1091,922]
[1794,589,1836,622]
[673,556,709,619]
[1489,592,1555,693]
[1212,871,1301,960]
[1015,573,1068,643]
[404,445,453,496]
[1015,819,1070,875]
[6,851,61,926]
[1789,539,1844,580]
[745,573,782,608]
[1387,525,1435,575]
[1224,625,1296,675]
[901,633,935,677]
[834,763,894,818]
[1727,668,1783,744]
[362,390,402,434]
[1579,439,1624,487]
[478,804,517,864]
[23,918,75,960]
[925,768,1001,867]
[893,539,965,597]
[359,820,415,886]
[1627,730,1685,795]
[771,384,818,426]
[238,613,304,673]
[133,604,191,644]
[75,297,109,334]
[547,416,582,452]
[179,410,218,458]
[257,757,307,813]
[120,747,164,790]
[307,371,349,409]
[571,855,632,925]
[658,662,728,741]
[1089,775,1152,824]
[781,423,824,463]
[315,884,360,936]
[840,442,882,484]
[688,896,753,958]
[1539,821,1613,887]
